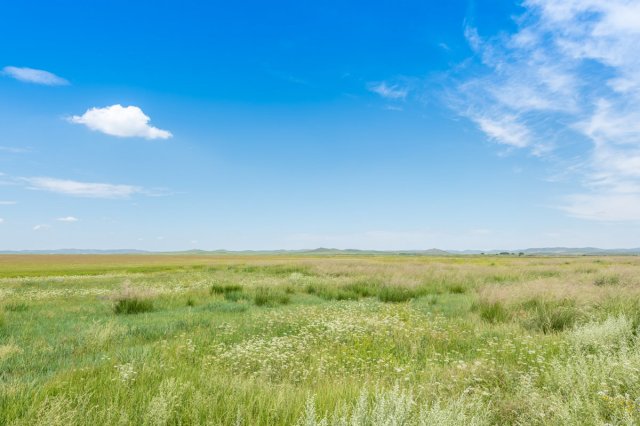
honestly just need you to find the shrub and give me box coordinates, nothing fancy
[186,297,195,307]
[377,285,419,303]
[476,300,509,323]
[210,283,243,295]
[253,288,290,307]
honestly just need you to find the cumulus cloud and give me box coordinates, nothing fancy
[57,216,79,222]
[2,66,69,85]
[24,177,143,198]
[69,105,172,139]
[454,0,640,221]
[368,82,408,100]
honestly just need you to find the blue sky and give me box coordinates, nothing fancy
[2,0,640,251]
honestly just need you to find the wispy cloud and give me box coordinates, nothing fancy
[69,105,172,140]
[23,177,144,199]
[0,146,31,154]
[453,0,640,221]
[473,115,531,148]
[368,82,408,100]
[0,218,4,224]
[2,66,69,86]
[0,201,17,205]
[33,224,51,231]
[57,216,79,222]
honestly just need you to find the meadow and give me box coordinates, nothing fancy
[2,254,640,425]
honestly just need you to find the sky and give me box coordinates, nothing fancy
[1,0,640,251]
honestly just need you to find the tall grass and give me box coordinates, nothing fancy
[253,288,291,306]
[3,254,640,424]
[475,300,509,323]
[111,284,155,314]
[377,285,422,303]
[210,282,243,294]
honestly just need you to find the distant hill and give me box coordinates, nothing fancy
[1,247,639,255]
[449,247,640,255]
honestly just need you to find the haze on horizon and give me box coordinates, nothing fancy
[2,0,640,251]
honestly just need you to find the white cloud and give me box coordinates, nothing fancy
[24,177,143,199]
[368,82,408,100]
[561,194,640,222]
[69,105,172,139]
[454,0,640,221]
[2,66,69,85]
[33,224,50,231]
[473,115,531,148]
[0,218,4,224]
[0,201,16,205]
[57,216,79,222]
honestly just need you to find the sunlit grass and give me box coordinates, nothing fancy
[2,254,640,424]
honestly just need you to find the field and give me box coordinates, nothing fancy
[2,254,640,425]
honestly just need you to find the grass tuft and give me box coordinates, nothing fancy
[476,300,509,323]
[447,284,467,294]
[377,285,420,303]
[111,284,155,315]
[593,274,621,286]
[210,283,243,295]
[253,288,291,306]
[113,297,154,315]
[520,297,579,333]
[224,290,250,302]
[4,302,28,312]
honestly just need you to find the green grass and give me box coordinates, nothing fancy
[593,274,621,286]
[476,300,510,323]
[377,285,421,302]
[2,254,640,425]
[113,297,154,314]
[253,288,291,306]
[210,282,243,294]
[519,297,579,333]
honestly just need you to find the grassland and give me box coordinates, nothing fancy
[2,254,640,425]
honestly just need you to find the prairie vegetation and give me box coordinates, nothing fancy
[2,254,640,424]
